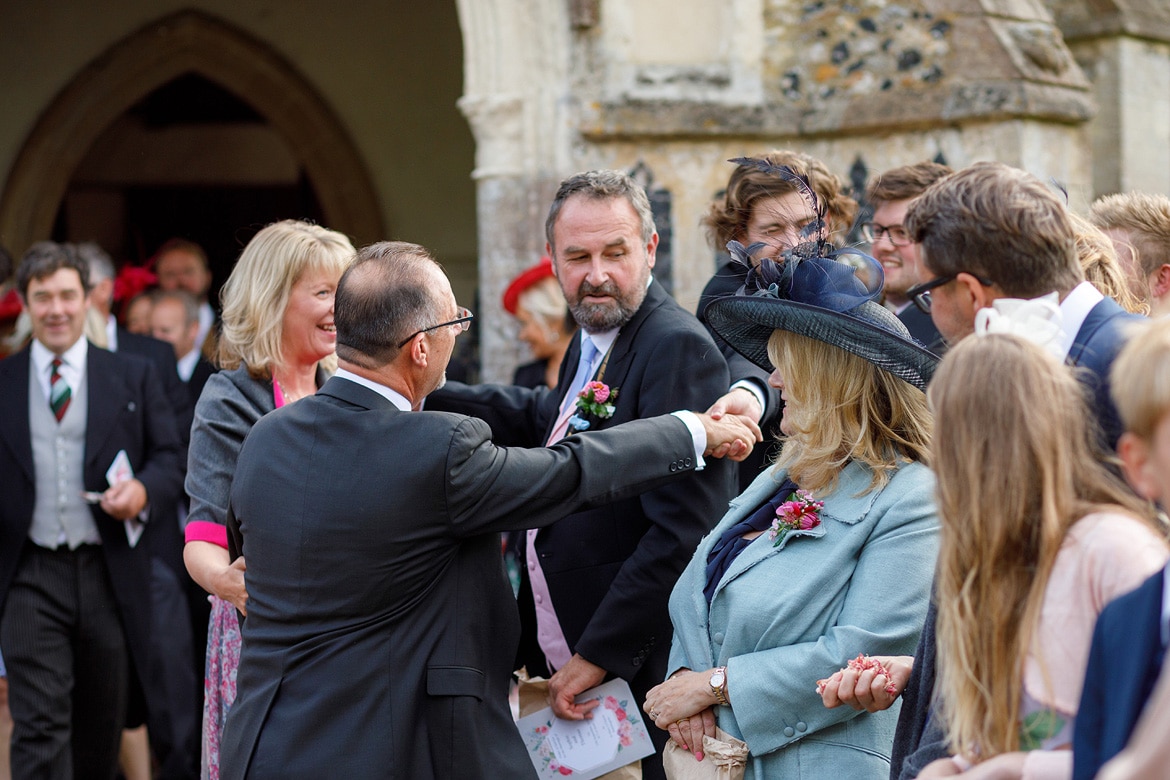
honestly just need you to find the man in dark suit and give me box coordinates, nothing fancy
[429,170,737,779]
[150,288,217,409]
[81,241,201,779]
[218,241,757,779]
[887,162,1145,778]
[0,242,183,778]
[905,161,1142,450]
[861,161,952,355]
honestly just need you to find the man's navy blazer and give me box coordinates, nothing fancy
[1067,296,1144,449]
[1072,567,1166,780]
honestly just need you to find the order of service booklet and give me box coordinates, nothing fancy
[516,678,656,778]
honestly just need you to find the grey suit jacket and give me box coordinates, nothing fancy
[219,376,702,780]
[184,365,276,534]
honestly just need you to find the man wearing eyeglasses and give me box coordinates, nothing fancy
[870,163,1145,780]
[903,161,1141,451]
[861,162,952,354]
[218,241,760,779]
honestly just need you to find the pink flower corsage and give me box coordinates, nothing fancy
[575,381,617,420]
[769,489,823,547]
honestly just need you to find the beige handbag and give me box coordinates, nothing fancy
[662,728,749,780]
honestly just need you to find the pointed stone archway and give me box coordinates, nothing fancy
[0,10,383,255]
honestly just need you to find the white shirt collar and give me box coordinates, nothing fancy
[105,314,118,352]
[1056,281,1104,359]
[334,367,412,411]
[581,327,619,365]
[176,349,200,382]
[31,336,88,398]
[194,302,215,352]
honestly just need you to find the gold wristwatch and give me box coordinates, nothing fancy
[709,666,729,705]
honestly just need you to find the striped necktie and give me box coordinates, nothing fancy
[49,358,71,422]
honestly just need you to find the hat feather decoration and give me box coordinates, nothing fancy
[707,158,940,390]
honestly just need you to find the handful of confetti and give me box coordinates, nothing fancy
[816,654,899,696]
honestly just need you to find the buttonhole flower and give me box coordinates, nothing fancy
[769,489,823,547]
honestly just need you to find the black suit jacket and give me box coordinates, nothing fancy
[0,343,184,680]
[696,259,782,490]
[219,376,701,779]
[118,328,191,445]
[187,356,217,406]
[430,281,736,693]
[1072,567,1165,780]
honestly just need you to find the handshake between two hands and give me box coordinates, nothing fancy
[697,387,765,462]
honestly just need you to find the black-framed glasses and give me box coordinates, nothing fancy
[397,307,474,348]
[905,274,994,315]
[860,222,913,247]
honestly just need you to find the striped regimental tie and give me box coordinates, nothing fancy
[50,357,71,422]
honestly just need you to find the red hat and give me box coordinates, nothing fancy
[113,264,158,303]
[502,257,555,315]
[0,288,22,321]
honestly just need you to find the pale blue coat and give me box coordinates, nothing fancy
[667,459,939,780]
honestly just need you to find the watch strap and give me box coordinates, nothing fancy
[710,666,729,706]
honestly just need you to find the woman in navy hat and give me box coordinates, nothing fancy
[642,162,940,779]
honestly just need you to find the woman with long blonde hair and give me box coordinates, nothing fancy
[183,219,354,779]
[919,334,1167,778]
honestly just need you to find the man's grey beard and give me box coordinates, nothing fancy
[568,279,647,333]
[570,299,640,333]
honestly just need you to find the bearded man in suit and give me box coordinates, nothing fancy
[429,169,738,779]
[218,241,757,779]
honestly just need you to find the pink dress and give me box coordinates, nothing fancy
[1014,512,1168,779]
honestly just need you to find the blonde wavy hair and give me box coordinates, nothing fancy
[929,334,1155,762]
[1070,212,1148,315]
[217,220,355,378]
[766,330,931,494]
[1112,318,1170,441]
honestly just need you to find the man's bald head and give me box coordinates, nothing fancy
[335,241,446,369]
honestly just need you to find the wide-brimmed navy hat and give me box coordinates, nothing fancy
[706,276,939,391]
[707,157,940,390]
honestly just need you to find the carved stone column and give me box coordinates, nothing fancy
[1051,0,1170,197]
[456,0,571,382]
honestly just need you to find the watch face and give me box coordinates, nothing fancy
[711,669,725,686]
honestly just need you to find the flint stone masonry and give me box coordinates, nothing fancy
[580,0,1090,139]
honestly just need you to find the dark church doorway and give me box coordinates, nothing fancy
[54,74,326,306]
